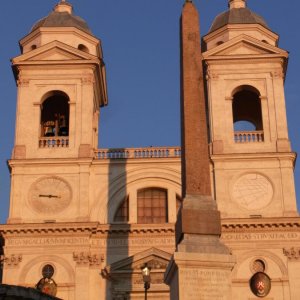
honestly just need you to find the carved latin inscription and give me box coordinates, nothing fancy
[179,268,231,300]
[7,237,89,247]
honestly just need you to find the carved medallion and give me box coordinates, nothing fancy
[232,173,273,210]
[36,278,57,297]
[29,177,72,214]
[250,272,271,297]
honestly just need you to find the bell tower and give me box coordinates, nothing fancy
[12,0,107,161]
[8,0,108,224]
[202,0,298,219]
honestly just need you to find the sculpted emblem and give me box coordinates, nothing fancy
[29,176,72,214]
[232,173,273,210]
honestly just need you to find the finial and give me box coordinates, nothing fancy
[229,0,246,9]
[54,0,73,14]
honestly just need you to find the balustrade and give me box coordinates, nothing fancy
[234,131,264,143]
[94,147,181,159]
[39,137,69,148]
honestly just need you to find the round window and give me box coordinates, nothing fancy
[42,264,55,279]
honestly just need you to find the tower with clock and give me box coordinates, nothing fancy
[0,0,299,299]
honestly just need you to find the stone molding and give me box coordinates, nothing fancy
[222,218,300,231]
[283,247,300,260]
[1,254,22,267]
[73,252,103,267]
[0,223,175,235]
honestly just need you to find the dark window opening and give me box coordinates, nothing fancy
[78,44,89,53]
[232,89,263,131]
[232,87,264,142]
[41,92,69,137]
[137,188,168,224]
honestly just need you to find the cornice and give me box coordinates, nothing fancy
[0,222,175,236]
[221,217,300,231]
[203,24,279,42]
[211,152,296,162]
[1,218,298,236]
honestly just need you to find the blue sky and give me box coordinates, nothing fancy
[0,0,299,223]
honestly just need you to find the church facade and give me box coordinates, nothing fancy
[0,0,299,299]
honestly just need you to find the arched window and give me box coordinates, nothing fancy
[137,188,168,224]
[232,86,264,142]
[41,91,69,137]
[114,196,129,223]
[78,44,89,53]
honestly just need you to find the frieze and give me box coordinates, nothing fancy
[222,232,299,242]
[73,252,103,266]
[92,237,175,248]
[6,237,89,247]
[1,254,22,267]
[283,247,300,260]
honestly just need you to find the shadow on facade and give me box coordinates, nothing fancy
[103,149,130,299]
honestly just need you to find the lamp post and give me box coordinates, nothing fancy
[141,264,151,300]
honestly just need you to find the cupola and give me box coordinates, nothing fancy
[204,0,278,50]
[19,0,100,56]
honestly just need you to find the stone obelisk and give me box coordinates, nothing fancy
[165,1,235,299]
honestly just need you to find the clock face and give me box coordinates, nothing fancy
[29,177,72,214]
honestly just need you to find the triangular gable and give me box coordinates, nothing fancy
[102,247,172,277]
[203,34,288,59]
[12,40,97,64]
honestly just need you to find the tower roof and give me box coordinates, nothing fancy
[209,0,269,33]
[30,1,92,34]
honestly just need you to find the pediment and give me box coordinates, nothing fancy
[12,41,97,64]
[203,34,288,58]
[102,247,172,276]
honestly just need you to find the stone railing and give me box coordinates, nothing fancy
[39,137,69,148]
[94,146,181,159]
[234,131,264,143]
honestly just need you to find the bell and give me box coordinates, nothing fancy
[44,121,55,136]
[59,115,68,136]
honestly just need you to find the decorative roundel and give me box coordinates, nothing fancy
[36,278,57,297]
[250,272,271,297]
[232,173,273,210]
[29,176,72,214]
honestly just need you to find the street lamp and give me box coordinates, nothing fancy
[141,264,151,300]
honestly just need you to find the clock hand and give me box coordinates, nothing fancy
[39,194,61,198]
